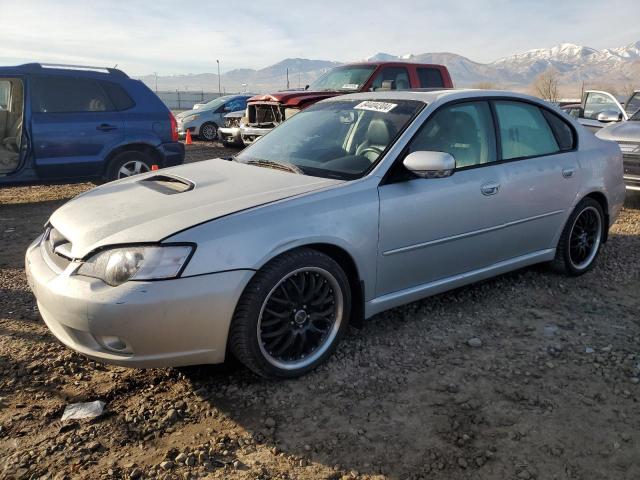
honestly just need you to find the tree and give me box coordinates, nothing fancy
[533,69,560,102]
[471,82,501,90]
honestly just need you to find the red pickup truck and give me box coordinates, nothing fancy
[240,62,453,144]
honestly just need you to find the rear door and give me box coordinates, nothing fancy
[492,100,580,255]
[30,75,124,179]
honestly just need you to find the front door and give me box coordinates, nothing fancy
[30,75,124,179]
[377,100,508,296]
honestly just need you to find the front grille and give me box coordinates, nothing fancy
[42,227,72,272]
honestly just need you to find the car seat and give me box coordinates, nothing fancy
[355,119,395,161]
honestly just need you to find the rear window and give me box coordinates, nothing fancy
[417,68,444,88]
[99,80,135,111]
[32,76,114,113]
[541,109,575,151]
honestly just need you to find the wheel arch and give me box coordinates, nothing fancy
[103,143,163,177]
[583,191,610,242]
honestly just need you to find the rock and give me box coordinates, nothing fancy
[185,455,196,467]
[163,409,178,424]
[264,417,276,428]
[160,461,174,470]
[129,467,142,479]
[467,337,482,348]
[457,457,468,468]
[175,453,188,463]
[585,347,595,354]
[630,377,639,384]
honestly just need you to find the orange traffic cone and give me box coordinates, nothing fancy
[185,130,193,145]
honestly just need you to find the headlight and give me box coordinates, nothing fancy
[185,114,200,122]
[76,245,193,286]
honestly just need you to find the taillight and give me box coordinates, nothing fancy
[169,112,178,142]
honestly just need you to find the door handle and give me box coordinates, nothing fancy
[96,124,118,132]
[562,168,574,178]
[481,182,500,196]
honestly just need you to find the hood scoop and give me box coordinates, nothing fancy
[138,174,194,195]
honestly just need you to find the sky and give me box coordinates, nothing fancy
[0,0,638,76]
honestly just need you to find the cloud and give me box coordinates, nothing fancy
[0,0,637,75]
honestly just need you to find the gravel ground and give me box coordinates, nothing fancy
[1,142,640,480]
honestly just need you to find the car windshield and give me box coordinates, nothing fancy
[308,66,376,92]
[631,110,640,121]
[199,96,231,110]
[235,99,424,180]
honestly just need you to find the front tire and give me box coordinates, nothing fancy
[229,248,351,378]
[199,122,218,141]
[552,197,604,276]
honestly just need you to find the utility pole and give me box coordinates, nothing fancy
[286,68,290,90]
[154,72,158,92]
[216,59,221,97]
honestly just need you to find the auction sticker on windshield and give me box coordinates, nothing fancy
[354,101,397,113]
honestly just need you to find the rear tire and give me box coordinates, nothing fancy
[107,151,154,182]
[228,248,351,379]
[552,197,604,276]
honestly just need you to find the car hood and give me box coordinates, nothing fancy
[49,160,343,259]
[248,90,343,108]
[596,121,640,142]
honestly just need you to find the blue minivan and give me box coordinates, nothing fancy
[0,63,185,184]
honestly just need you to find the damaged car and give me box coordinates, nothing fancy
[26,90,624,379]
[239,61,453,144]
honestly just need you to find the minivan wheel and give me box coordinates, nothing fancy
[229,248,351,378]
[107,151,154,182]
[552,197,604,276]
[199,122,218,141]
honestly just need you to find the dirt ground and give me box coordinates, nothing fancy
[1,141,640,480]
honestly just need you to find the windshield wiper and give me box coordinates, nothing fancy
[245,160,303,175]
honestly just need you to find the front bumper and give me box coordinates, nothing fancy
[25,236,253,368]
[240,126,272,144]
[177,118,200,136]
[218,126,242,145]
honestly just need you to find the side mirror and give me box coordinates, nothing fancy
[597,110,623,123]
[403,151,455,178]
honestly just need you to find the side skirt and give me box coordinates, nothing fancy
[365,248,556,318]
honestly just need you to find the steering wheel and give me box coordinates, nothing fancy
[358,146,384,162]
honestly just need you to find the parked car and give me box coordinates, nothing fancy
[596,108,640,192]
[217,110,245,147]
[567,90,640,132]
[0,63,184,185]
[176,95,252,141]
[26,89,624,379]
[239,61,453,144]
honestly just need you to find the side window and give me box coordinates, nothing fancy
[541,109,575,151]
[99,81,135,111]
[370,67,410,90]
[416,68,444,88]
[583,92,621,120]
[32,76,114,113]
[0,80,10,110]
[625,92,640,117]
[225,98,246,112]
[494,101,559,160]
[408,101,497,168]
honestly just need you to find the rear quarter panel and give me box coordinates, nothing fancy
[121,80,172,144]
[575,126,625,224]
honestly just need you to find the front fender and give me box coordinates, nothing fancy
[167,179,380,301]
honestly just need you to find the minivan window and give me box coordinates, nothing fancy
[32,76,114,113]
[408,101,497,168]
[417,68,444,88]
[494,101,559,160]
[99,80,135,111]
[0,80,10,109]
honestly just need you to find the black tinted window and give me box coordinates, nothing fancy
[32,76,113,113]
[99,81,135,110]
[541,109,575,151]
[417,68,444,88]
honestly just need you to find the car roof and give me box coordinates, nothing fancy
[320,89,548,105]
[0,63,128,79]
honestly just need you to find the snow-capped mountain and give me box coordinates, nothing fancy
[142,40,639,95]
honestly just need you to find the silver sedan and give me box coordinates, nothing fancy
[25,90,625,378]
